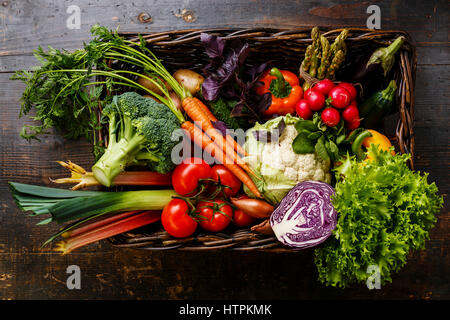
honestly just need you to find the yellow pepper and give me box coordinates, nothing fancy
[362,129,395,161]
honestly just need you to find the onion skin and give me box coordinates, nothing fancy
[169,91,182,110]
[173,69,204,95]
[144,92,181,110]
[138,75,171,95]
[230,197,274,219]
[251,219,274,235]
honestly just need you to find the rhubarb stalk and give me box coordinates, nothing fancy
[55,210,161,254]
[51,160,172,190]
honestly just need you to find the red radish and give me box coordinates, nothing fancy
[342,104,360,123]
[321,107,340,127]
[348,99,357,108]
[337,82,358,101]
[314,79,335,96]
[295,99,313,120]
[345,118,361,131]
[304,88,326,111]
[328,86,352,109]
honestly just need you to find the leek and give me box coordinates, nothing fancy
[9,181,175,224]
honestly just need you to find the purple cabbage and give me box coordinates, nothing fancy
[269,181,337,249]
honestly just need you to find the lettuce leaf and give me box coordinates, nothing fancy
[314,145,444,288]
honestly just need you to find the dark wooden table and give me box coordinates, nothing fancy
[0,0,448,300]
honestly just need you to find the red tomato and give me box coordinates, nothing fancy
[337,82,358,101]
[304,88,326,111]
[197,200,232,232]
[321,107,341,127]
[295,99,313,120]
[342,104,360,123]
[210,164,242,197]
[314,79,335,96]
[162,199,198,238]
[172,157,212,196]
[328,86,352,109]
[233,209,256,227]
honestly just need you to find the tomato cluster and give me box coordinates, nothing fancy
[161,158,256,238]
[295,79,360,130]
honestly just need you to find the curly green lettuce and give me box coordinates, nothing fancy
[314,145,444,288]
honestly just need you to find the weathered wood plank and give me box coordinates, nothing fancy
[1,244,449,300]
[0,0,448,57]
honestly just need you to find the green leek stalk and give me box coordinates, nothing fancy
[9,181,175,224]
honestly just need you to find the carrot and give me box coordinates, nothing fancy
[195,104,247,156]
[193,98,248,156]
[182,121,262,198]
[196,99,218,122]
[183,97,248,162]
[224,132,248,157]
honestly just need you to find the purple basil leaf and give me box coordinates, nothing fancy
[211,120,228,136]
[202,77,222,101]
[257,92,272,113]
[200,33,226,59]
[230,102,246,117]
[248,61,271,81]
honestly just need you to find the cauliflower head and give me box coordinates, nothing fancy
[243,114,331,204]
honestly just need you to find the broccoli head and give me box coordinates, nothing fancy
[92,92,181,187]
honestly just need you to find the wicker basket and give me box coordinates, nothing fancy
[101,27,417,251]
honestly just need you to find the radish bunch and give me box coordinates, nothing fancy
[295,79,360,130]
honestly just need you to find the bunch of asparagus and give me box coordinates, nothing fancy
[301,27,349,88]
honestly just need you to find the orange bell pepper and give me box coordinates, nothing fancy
[256,68,303,116]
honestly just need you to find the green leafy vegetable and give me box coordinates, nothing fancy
[207,97,250,130]
[11,45,109,143]
[291,113,348,162]
[11,25,186,160]
[314,145,444,288]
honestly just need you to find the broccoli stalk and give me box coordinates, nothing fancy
[92,92,180,187]
[92,130,153,187]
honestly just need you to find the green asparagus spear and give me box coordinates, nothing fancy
[330,29,348,59]
[301,44,314,72]
[326,49,345,79]
[317,35,331,80]
[308,27,321,78]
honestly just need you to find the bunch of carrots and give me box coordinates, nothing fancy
[180,97,261,199]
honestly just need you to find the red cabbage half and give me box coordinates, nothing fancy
[269,181,337,249]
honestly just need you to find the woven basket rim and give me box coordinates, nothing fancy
[120,27,417,48]
[102,27,417,252]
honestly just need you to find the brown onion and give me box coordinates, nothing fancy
[169,91,182,110]
[251,219,274,235]
[143,92,181,110]
[138,75,171,95]
[230,197,274,219]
